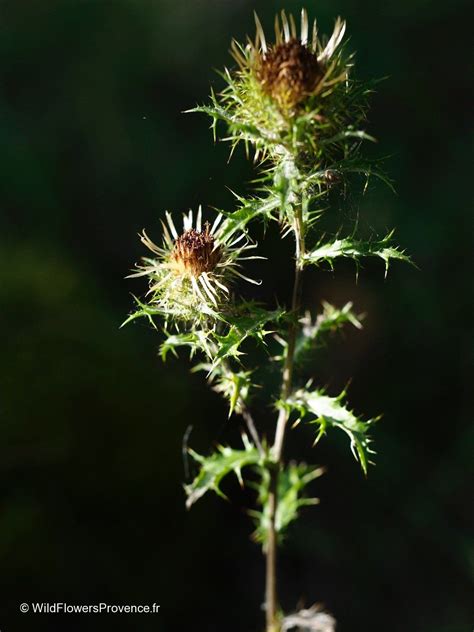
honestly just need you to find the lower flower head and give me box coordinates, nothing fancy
[171,224,221,276]
[129,207,261,325]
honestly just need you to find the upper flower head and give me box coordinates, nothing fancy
[129,207,261,325]
[199,9,356,167]
[232,10,347,114]
[256,38,323,110]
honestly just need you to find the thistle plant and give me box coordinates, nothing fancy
[125,9,410,631]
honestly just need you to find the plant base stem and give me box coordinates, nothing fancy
[265,467,278,631]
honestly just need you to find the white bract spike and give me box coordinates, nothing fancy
[140,229,162,255]
[196,205,202,232]
[213,276,230,294]
[201,272,220,299]
[254,12,267,53]
[312,19,318,52]
[199,275,218,306]
[148,273,173,293]
[300,8,308,45]
[203,272,219,299]
[165,211,178,239]
[191,275,207,303]
[188,209,194,230]
[160,219,173,248]
[274,14,282,44]
[126,267,154,279]
[230,269,262,285]
[210,212,223,235]
[281,10,290,42]
[289,13,297,39]
[319,18,346,62]
[228,233,247,247]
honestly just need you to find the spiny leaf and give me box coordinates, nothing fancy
[303,155,395,193]
[319,128,376,146]
[212,304,286,366]
[249,462,324,547]
[193,362,253,417]
[302,231,411,277]
[184,435,263,509]
[120,295,163,328]
[281,387,378,475]
[160,330,211,361]
[158,305,285,370]
[294,301,363,364]
[217,193,280,242]
[212,369,253,417]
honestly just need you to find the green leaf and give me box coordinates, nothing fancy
[157,304,285,373]
[249,462,324,547]
[211,303,286,367]
[282,387,378,475]
[213,368,252,417]
[303,155,395,193]
[193,361,253,417]
[184,435,262,509]
[160,330,208,361]
[120,295,163,328]
[217,193,280,242]
[302,231,411,277]
[294,301,363,364]
[320,128,376,146]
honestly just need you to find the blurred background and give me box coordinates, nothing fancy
[0,1,472,630]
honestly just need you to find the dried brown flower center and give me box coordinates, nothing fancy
[256,39,322,108]
[171,224,221,276]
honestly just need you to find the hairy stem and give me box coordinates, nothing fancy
[265,206,305,632]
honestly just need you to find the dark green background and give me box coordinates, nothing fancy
[0,1,472,631]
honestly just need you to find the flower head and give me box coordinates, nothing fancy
[256,38,323,110]
[171,223,221,276]
[232,10,347,112]
[129,207,261,324]
[197,9,360,167]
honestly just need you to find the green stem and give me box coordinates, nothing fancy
[265,205,305,632]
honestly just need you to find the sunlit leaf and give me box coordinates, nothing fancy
[217,193,280,242]
[212,304,286,366]
[184,435,263,509]
[294,301,363,364]
[249,462,324,547]
[302,231,411,277]
[281,387,378,475]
